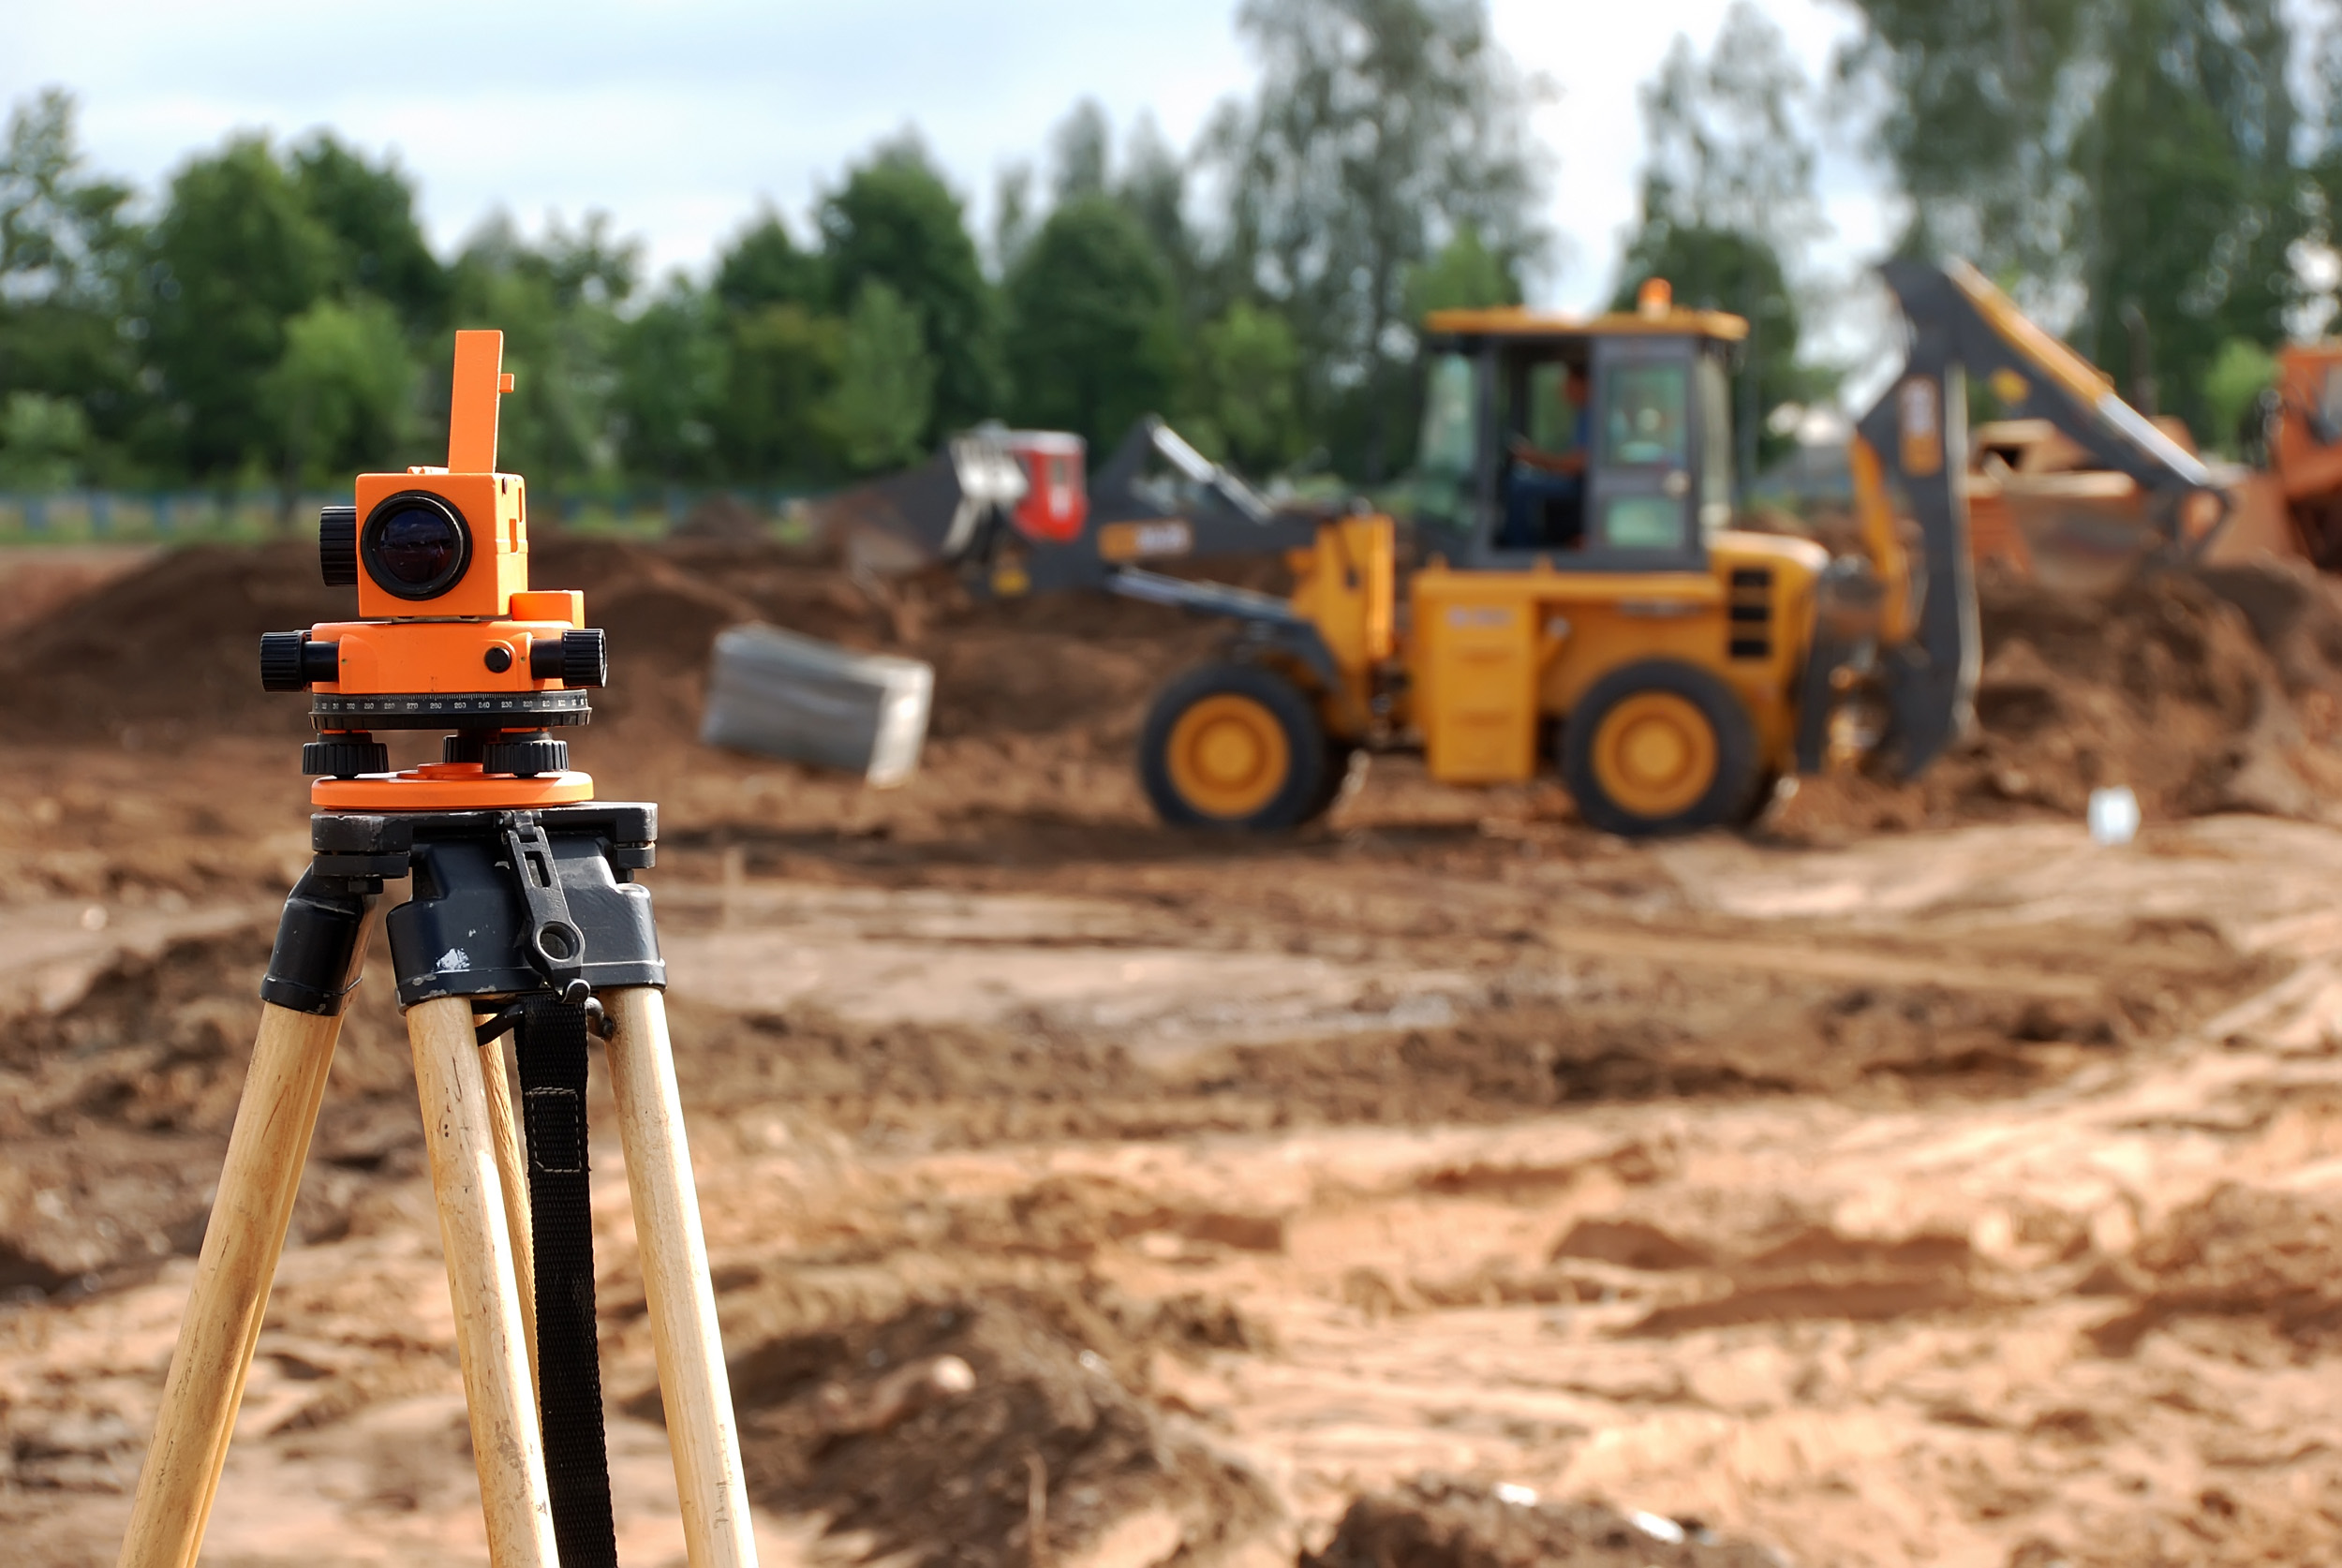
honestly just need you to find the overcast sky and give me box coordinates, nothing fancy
[2,0,1891,314]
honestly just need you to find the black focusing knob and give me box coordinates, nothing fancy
[529,628,607,688]
[319,505,359,587]
[482,732,569,777]
[259,630,310,691]
[301,733,389,778]
[261,631,341,690]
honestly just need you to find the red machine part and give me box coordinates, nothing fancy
[1004,431,1088,542]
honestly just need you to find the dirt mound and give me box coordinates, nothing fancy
[0,542,329,745]
[0,925,421,1293]
[1777,560,2342,836]
[1303,1476,1783,1567]
[726,1294,1279,1567]
[0,537,1203,762]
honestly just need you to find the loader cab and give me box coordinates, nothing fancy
[1416,293,1743,573]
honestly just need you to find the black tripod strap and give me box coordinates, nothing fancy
[516,995,618,1568]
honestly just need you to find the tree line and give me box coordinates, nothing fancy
[0,0,1547,505]
[4,0,2340,506]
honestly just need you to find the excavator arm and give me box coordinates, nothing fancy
[1846,259,2225,776]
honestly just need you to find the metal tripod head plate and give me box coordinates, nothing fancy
[263,805,665,1011]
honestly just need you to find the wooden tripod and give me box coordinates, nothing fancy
[114,808,757,1568]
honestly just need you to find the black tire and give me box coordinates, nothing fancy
[1139,662,1328,831]
[1563,659,1759,837]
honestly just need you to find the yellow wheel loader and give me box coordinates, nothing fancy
[1118,263,2231,836]
[849,261,2218,836]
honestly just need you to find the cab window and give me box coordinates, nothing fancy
[1602,362,1689,467]
[1522,361,1580,453]
[1415,351,1477,537]
[1602,497,1686,550]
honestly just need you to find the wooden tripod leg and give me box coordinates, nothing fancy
[407,996,556,1568]
[116,1003,352,1568]
[604,987,759,1568]
[479,1028,539,1394]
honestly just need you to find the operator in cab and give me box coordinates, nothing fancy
[1499,361,1591,551]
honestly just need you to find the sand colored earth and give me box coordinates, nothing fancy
[5,540,2342,1565]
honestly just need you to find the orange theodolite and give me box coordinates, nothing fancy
[260,328,605,807]
[120,331,758,1568]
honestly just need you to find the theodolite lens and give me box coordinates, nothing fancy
[362,493,472,599]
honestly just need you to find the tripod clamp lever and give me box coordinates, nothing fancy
[463,809,615,1043]
[501,812,591,1001]
[477,810,615,1044]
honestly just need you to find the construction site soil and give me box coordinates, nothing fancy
[8,538,2342,1565]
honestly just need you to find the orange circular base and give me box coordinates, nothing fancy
[311,764,596,810]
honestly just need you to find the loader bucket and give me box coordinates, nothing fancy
[1995,472,2172,598]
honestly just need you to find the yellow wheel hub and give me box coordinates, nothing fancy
[1165,693,1291,819]
[1591,691,1718,820]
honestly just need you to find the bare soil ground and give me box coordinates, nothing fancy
[7,541,2342,1566]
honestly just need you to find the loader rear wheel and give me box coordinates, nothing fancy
[1564,660,1757,837]
[1141,664,1327,831]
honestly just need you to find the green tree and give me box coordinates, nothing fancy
[1837,0,2307,439]
[613,283,725,482]
[819,138,1001,439]
[991,162,1041,277]
[1832,0,2092,279]
[719,303,845,481]
[826,280,934,473]
[290,133,447,335]
[146,135,339,481]
[1405,224,1519,318]
[715,211,823,313]
[1050,99,1113,204]
[0,392,91,491]
[1,89,134,303]
[1638,3,1826,252]
[1613,4,1831,472]
[1028,100,1209,326]
[264,295,417,498]
[1184,301,1306,472]
[1119,113,1208,327]
[1005,196,1178,449]
[446,212,637,491]
[1204,0,1552,479]
[2071,0,2299,430]
[0,90,141,477]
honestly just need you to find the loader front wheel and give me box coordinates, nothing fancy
[1564,660,1758,837]
[1141,664,1328,831]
